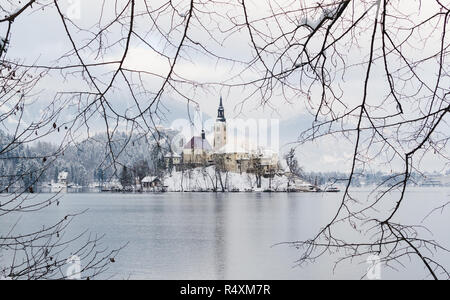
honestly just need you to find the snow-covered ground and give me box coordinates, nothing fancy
[163,166,309,192]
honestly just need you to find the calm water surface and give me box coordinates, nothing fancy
[1,188,449,279]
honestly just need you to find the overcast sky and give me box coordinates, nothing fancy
[1,0,448,173]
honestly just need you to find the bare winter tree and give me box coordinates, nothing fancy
[284,147,304,190]
[213,154,228,192]
[231,0,450,279]
[1,0,449,279]
[0,0,126,280]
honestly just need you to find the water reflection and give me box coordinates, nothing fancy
[1,189,449,279]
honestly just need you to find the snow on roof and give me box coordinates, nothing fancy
[141,176,160,183]
[255,147,278,157]
[183,136,212,151]
[58,172,68,180]
[164,152,181,158]
[215,143,249,154]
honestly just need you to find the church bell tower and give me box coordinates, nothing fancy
[214,96,227,150]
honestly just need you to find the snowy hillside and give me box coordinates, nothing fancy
[163,166,305,192]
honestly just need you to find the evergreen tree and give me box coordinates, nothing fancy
[120,165,133,188]
[0,164,6,192]
[133,160,150,184]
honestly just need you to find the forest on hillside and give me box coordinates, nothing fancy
[0,129,176,191]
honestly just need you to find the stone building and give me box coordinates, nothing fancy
[182,130,212,166]
[214,144,251,173]
[179,96,279,174]
[164,152,182,171]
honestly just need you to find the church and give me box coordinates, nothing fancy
[172,96,279,174]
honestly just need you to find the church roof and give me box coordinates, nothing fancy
[217,96,226,122]
[183,136,212,151]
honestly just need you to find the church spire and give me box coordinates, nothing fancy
[217,96,226,122]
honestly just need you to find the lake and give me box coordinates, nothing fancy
[1,188,449,280]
